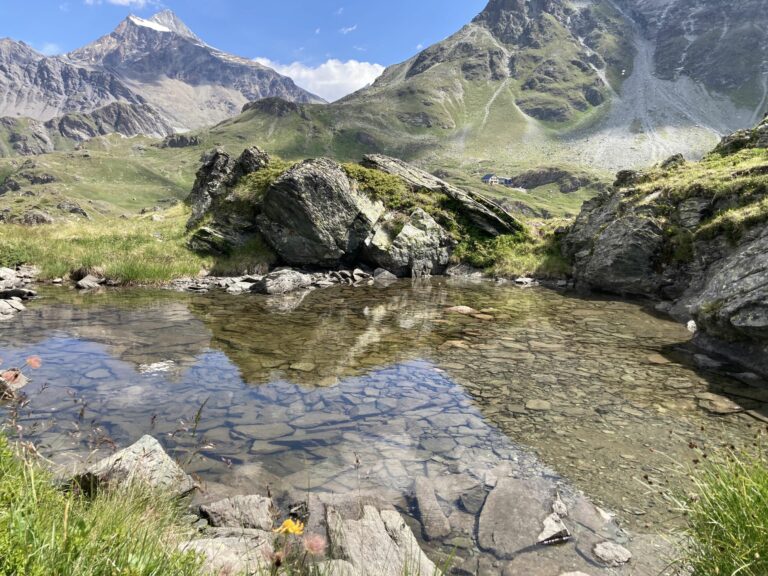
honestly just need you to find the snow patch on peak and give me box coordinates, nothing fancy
[127,15,171,33]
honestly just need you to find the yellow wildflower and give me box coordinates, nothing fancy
[272,518,305,535]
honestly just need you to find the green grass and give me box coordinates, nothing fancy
[233,158,294,202]
[620,146,768,243]
[0,205,210,283]
[678,448,768,576]
[454,232,570,278]
[0,434,201,576]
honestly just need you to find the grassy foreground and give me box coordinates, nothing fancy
[679,448,768,576]
[0,205,275,283]
[0,434,201,576]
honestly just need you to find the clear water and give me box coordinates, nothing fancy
[1,280,766,571]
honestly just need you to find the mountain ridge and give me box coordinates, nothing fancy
[0,9,322,144]
[203,0,767,174]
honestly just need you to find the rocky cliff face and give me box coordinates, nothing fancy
[564,116,768,374]
[0,38,144,121]
[0,10,322,154]
[0,102,174,156]
[618,0,768,119]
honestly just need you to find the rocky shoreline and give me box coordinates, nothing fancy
[563,115,768,377]
[61,434,654,576]
[0,266,37,321]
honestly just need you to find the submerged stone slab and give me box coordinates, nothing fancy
[414,477,451,540]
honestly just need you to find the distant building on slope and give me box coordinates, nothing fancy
[482,174,500,186]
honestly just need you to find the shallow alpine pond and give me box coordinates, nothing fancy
[1,279,766,574]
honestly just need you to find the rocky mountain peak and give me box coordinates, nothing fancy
[473,0,569,44]
[149,10,200,41]
[0,38,42,63]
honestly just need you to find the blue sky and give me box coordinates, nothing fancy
[0,0,488,100]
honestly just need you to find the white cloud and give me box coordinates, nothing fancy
[84,0,156,7]
[339,24,357,35]
[254,57,384,102]
[40,42,62,55]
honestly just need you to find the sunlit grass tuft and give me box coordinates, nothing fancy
[0,433,202,576]
[0,205,210,284]
[677,447,768,576]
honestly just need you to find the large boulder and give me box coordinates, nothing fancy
[686,227,768,374]
[73,435,195,497]
[361,154,523,236]
[564,192,665,296]
[365,209,454,277]
[256,158,386,267]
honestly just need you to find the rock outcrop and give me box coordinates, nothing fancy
[564,118,768,374]
[186,147,523,277]
[361,154,523,237]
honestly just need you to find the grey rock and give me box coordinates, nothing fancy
[76,275,104,290]
[251,269,312,295]
[199,495,274,530]
[678,197,711,229]
[536,513,571,545]
[459,485,487,514]
[161,134,200,148]
[414,477,451,540]
[20,210,54,226]
[478,478,549,558]
[581,215,665,296]
[57,201,89,219]
[257,158,385,267]
[233,146,271,181]
[188,226,238,255]
[182,532,272,575]
[226,280,258,295]
[365,209,454,277]
[326,505,439,576]
[186,148,235,229]
[361,154,523,236]
[0,299,25,320]
[373,268,398,284]
[74,435,195,496]
[593,541,632,566]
